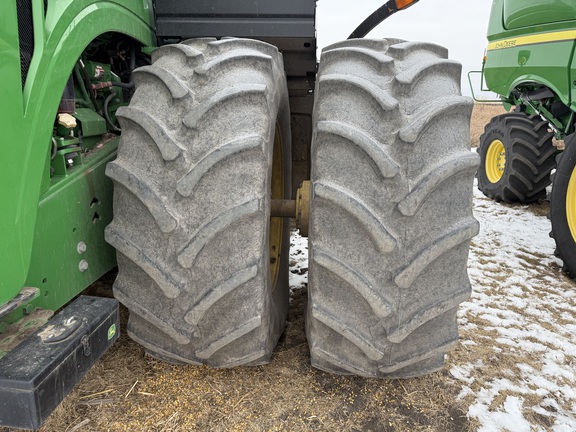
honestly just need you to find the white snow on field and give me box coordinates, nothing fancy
[288,180,576,431]
[289,232,309,294]
[455,180,576,431]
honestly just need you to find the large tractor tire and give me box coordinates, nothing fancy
[550,134,576,276]
[105,38,291,366]
[307,39,479,378]
[477,112,556,203]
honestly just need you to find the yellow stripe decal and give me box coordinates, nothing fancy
[487,30,576,51]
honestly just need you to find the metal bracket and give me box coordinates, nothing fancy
[0,288,39,320]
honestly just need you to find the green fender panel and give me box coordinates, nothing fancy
[484,0,576,105]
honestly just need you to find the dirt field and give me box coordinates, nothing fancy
[469,104,506,148]
[7,104,574,432]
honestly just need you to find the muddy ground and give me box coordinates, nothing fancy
[6,104,575,432]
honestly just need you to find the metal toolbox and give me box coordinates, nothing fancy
[0,296,119,430]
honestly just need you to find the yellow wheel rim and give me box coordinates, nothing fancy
[566,166,576,242]
[269,124,284,289]
[485,139,506,183]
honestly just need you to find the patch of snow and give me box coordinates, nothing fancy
[469,395,532,432]
[289,230,309,297]
[455,180,576,430]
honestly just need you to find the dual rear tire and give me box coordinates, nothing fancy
[106,38,478,377]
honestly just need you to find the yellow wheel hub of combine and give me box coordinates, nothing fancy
[566,166,576,242]
[485,139,506,183]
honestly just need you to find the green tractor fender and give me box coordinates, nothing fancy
[0,0,154,304]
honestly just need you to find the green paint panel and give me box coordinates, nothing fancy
[504,0,576,30]
[75,108,107,138]
[484,0,576,106]
[23,140,118,315]
[0,2,29,305]
[484,40,575,105]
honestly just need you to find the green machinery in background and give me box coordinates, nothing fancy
[474,0,576,275]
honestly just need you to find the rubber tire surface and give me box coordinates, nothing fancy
[307,39,479,378]
[550,133,576,277]
[477,112,556,203]
[105,38,291,367]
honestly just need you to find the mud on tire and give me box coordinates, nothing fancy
[105,38,291,367]
[307,39,479,378]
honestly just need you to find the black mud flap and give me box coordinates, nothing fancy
[0,296,119,430]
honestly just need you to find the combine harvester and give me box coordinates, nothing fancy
[473,0,576,275]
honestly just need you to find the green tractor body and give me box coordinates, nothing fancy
[483,0,576,134]
[0,2,154,428]
[0,0,154,312]
[0,1,480,429]
[477,0,576,274]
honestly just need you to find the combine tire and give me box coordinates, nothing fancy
[307,39,479,378]
[550,133,576,276]
[105,38,291,366]
[477,112,556,203]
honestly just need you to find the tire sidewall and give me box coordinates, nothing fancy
[478,117,512,197]
[550,136,576,275]
[477,112,556,203]
[270,100,292,322]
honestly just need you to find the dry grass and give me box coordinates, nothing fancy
[469,103,507,148]
[17,287,471,432]
[1,103,549,432]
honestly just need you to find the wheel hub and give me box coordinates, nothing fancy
[566,166,576,241]
[485,139,506,183]
[270,181,310,237]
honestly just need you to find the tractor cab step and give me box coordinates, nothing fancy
[0,287,39,320]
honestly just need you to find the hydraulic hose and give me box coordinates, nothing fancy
[104,92,121,132]
[348,0,419,39]
[112,46,138,90]
[111,81,134,89]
